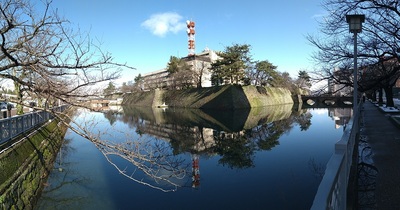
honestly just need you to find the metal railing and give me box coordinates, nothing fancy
[311,102,362,209]
[0,105,68,145]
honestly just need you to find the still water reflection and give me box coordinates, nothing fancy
[36,105,351,210]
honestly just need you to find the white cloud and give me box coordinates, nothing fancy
[141,12,186,37]
[311,11,328,21]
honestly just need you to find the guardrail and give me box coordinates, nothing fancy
[311,102,361,209]
[0,105,68,145]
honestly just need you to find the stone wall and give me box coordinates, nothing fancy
[122,90,156,107]
[241,85,293,107]
[123,85,294,109]
[0,119,67,210]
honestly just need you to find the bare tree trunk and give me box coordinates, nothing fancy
[378,88,384,106]
[13,81,24,115]
[366,92,374,102]
[384,86,394,107]
[371,92,376,102]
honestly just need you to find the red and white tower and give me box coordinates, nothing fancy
[192,154,200,188]
[186,20,195,56]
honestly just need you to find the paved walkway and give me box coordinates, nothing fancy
[359,101,400,209]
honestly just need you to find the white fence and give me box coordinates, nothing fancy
[311,103,361,209]
[0,105,68,145]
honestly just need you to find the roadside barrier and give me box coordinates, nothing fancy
[311,101,362,209]
[0,105,68,145]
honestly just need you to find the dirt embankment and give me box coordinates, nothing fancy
[122,85,293,109]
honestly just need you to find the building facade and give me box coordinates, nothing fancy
[141,48,220,91]
[328,67,353,96]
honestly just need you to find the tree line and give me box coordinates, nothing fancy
[126,43,311,95]
[0,0,190,196]
[308,0,400,107]
[0,0,133,115]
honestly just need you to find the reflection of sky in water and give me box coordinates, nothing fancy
[36,108,347,210]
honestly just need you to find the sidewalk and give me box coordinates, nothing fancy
[359,101,400,209]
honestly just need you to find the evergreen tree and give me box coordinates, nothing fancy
[166,56,182,74]
[103,82,116,98]
[250,60,278,86]
[166,56,193,89]
[211,44,252,85]
[134,74,143,84]
[297,70,312,89]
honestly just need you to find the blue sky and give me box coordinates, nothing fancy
[50,0,325,84]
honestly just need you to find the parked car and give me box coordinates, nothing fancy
[0,102,7,110]
[0,102,14,110]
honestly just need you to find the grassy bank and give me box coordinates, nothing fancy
[0,114,69,209]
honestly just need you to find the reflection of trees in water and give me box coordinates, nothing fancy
[294,111,312,131]
[54,106,343,197]
[166,117,300,169]
[213,131,256,169]
[169,126,212,155]
[93,108,315,185]
[93,137,191,192]
[64,109,192,193]
[37,138,90,210]
[211,114,310,169]
[308,158,325,180]
[102,111,119,126]
[100,107,314,170]
[248,119,292,150]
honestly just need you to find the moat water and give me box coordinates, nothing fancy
[35,105,351,210]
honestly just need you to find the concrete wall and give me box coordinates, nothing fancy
[0,119,67,209]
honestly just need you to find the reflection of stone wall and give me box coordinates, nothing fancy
[123,104,294,134]
[243,104,293,129]
[120,103,294,154]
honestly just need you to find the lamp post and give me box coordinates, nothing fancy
[346,14,365,112]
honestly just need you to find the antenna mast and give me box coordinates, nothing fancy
[186,20,195,56]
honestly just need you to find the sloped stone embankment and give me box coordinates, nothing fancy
[122,85,293,109]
